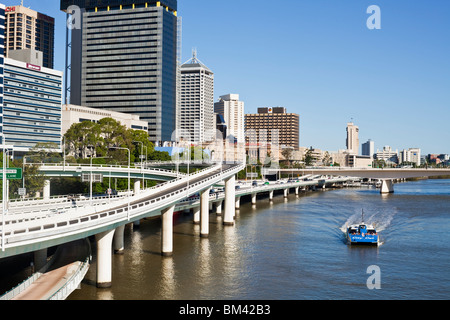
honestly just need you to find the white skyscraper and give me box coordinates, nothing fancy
[214,94,245,143]
[179,50,214,143]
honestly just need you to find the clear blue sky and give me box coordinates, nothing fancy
[3,0,450,155]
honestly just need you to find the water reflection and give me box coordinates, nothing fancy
[160,257,176,300]
[66,180,450,300]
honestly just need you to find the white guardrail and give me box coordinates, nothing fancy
[1,163,244,251]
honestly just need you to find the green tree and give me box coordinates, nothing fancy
[96,118,135,164]
[304,148,314,166]
[131,129,154,161]
[64,121,101,159]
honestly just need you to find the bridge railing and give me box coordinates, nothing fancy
[38,163,180,175]
[48,257,91,300]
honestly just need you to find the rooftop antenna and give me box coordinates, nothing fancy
[183,47,206,66]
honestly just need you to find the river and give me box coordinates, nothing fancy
[68,179,450,300]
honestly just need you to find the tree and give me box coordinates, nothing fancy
[28,142,61,163]
[131,129,154,161]
[322,151,332,166]
[304,148,314,166]
[282,148,294,167]
[64,121,101,159]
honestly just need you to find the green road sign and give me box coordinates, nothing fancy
[0,168,23,180]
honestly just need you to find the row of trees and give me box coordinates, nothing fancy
[2,118,176,200]
[64,118,171,164]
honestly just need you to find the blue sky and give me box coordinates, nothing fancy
[3,0,450,155]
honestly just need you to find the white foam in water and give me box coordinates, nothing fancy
[340,209,395,234]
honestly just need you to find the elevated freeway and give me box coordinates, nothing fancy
[1,162,244,288]
[1,161,352,298]
[264,167,450,193]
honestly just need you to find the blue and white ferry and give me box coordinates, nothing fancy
[346,211,379,246]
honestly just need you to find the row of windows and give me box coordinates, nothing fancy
[6,66,62,83]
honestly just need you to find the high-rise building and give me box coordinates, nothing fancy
[346,122,359,155]
[5,5,55,69]
[60,0,179,143]
[399,148,421,166]
[362,139,375,158]
[244,107,300,150]
[375,146,399,164]
[0,4,5,145]
[214,94,245,143]
[3,57,63,153]
[179,51,214,144]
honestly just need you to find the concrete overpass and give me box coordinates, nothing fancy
[264,167,450,193]
[1,163,244,288]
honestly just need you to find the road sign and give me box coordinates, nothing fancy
[81,173,103,183]
[18,188,26,196]
[0,168,23,180]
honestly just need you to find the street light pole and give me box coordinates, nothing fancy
[111,146,131,220]
[133,141,145,188]
[89,156,109,205]
[2,135,6,251]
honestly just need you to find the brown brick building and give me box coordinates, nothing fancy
[245,107,299,150]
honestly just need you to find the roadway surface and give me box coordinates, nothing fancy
[11,239,90,300]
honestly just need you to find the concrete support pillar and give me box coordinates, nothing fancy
[235,197,241,209]
[251,193,257,205]
[295,187,299,195]
[284,188,288,198]
[269,190,274,201]
[134,180,141,195]
[200,188,211,238]
[95,229,116,288]
[114,225,125,254]
[161,206,175,256]
[43,180,51,200]
[34,248,47,271]
[381,179,394,194]
[224,175,235,226]
[216,201,223,216]
[193,206,200,225]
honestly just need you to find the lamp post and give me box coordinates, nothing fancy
[110,146,131,220]
[22,154,41,200]
[1,135,6,251]
[90,156,110,205]
[133,141,145,187]
[1,135,13,251]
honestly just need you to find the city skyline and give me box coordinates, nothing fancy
[2,0,449,155]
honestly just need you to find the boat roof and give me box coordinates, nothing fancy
[349,223,376,229]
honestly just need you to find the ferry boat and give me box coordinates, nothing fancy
[346,211,379,246]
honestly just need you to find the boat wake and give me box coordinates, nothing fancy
[340,209,395,245]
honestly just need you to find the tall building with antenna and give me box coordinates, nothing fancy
[179,50,215,144]
[60,0,179,143]
[4,3,55,69]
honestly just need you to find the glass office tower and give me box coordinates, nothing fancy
[60,0,178,143]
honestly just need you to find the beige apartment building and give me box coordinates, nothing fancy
[5,4,55,68]
[245,107,300,150]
